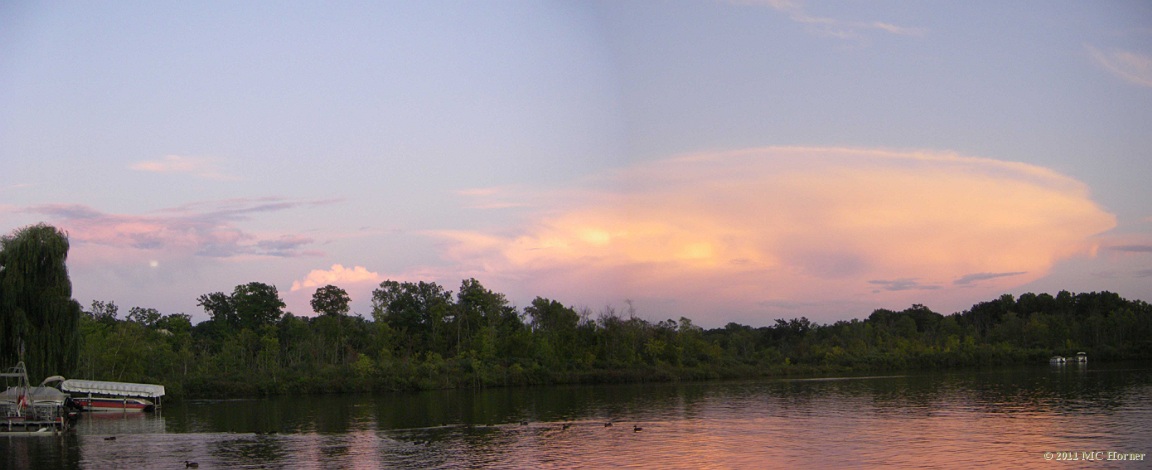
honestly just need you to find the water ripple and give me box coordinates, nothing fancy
[3,364,1149,469]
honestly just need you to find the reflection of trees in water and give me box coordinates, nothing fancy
[160,366,1151,442]
[368,383,710,430]
[74,412,166,435]
[754,365,1150,420]
[165,395,377,434]
[950,365,1144,416]
[8,367,1152,468]
[161,366,1151,441]
[0,433,80,469]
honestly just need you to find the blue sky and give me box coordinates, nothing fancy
[2,1,1150,327]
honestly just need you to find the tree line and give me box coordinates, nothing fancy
[78,281,1152,398]
[3,224,1151,397]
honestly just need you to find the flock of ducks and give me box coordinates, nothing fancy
[518,420,643,432]
[405,420,649,449]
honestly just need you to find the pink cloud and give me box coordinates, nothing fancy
[430,147,1116,322]
[290,264,383,292]
[26,198,325,261]
[732,0,926,39]
[129,155,238,181]
[10,198,333,319]
[1088,45,1152,88]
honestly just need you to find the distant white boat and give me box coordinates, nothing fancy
[1075,352,1088,364]
[1049,356,1066,364]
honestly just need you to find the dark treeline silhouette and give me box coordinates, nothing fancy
[75,279,1152,398]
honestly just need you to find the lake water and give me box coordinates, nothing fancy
[3,363,1150,469]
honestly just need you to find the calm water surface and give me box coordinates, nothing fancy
[3,363,1150,469]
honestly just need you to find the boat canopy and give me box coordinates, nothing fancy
[0,386,68,405]
[60,379,165,398]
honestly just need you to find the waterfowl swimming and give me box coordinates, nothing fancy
[604,422,613,427]
[562,423,571,430]
[185,461,199,468]
[633,425,643,432]
[103,436,116,441]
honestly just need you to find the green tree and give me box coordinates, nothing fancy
[199,282,285,334]
[307,284,355,367]
[311,284,351,316]
[371,280,452,357]
[525,297,579,335]
[277,313,313,370]
[155,313,194,379]
[88,300,119,325]
[196,291,237,327]
[525,297,580,369]
[127,306,162,328]
[0,224,83,379]
[312,314,348,365]
[454,278,511,358]
[231,282,285,331]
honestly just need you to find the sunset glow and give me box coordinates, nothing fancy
[437,148,1117,320]
[2,1,1148,325]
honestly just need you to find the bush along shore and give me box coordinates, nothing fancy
[76,283,1151,398]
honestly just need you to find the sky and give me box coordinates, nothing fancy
[2,1,1150,327]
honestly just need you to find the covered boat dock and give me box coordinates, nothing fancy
[2,364,74,435]
[61,379,165,412]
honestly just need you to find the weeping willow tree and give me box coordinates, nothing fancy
[0,224,82,380]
